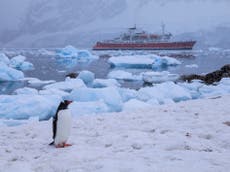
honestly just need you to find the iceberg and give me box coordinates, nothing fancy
[56,45,98,61]
[0,95,61,120]
[199,78,230,98]
[152,55,181,69]
[43,78,86,91]
[178,80,204,99]
[0,62,24,81]
[138,81,192,103]
[118,88,138,102]
[77,70,95,85]
[69,100,110,116]
[39,88,70,99]
[9,55,34,71]
[69,87,123,112]
[0,53,10,64]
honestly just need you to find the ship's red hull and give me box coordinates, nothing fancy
[93,41,196,50]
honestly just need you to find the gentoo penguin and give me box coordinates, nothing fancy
[50,100,73,148]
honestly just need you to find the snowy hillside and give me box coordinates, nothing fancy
[0,0,230,48]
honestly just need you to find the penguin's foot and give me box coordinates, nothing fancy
[64,143,72,147]
[55,143,72,148]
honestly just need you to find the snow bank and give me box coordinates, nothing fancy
[123,99,152,111]
[1,95,230,172]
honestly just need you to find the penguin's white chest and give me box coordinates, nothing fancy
[54,109,72,145]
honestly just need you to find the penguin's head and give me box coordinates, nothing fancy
[64,100,73,106]
[57,100,73,110]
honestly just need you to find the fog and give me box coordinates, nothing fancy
[0,0,229,48]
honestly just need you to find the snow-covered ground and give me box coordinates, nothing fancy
[0,95,230,172]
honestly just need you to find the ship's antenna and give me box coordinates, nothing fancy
[161,22,165,35]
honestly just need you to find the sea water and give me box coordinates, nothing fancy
[1,49,230,95]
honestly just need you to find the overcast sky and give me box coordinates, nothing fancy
[0,0,30,32]
[0,0,230,33]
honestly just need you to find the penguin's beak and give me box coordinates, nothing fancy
[66,100,73,105]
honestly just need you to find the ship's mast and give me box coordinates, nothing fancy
[161,23,165,35]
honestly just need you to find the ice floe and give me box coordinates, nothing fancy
[185,64,199,68]
[109,55,153,68]
[108,54,181,69]
[108,70,142,81]
[24,77,56,87]
[14,87,39,95]
[142,71,179,83]
[92,78,121,88]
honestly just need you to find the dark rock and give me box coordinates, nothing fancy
[66,72,78,78]
[204,70,223,84]
[180,64,230,84]
[221,64,230,73]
